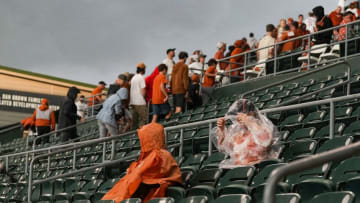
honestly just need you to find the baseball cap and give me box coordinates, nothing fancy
[166,48,176,54]
[137,62,146,69]
[118,74,128,82]
[199,54,207,58]
[216,42,226,49]
[99,81,107,86]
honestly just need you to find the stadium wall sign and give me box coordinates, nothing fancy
[0,89,65,113]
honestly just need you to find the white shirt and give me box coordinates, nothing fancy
[248,37,257,49]
[305,17,317,33]
[75,101,88,118]
[162,58,175,79]
[258,35,276,62]
[130,74,146,105]
[188,62,205,76]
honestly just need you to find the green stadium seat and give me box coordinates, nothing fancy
[268,86,284,94]
[276,193,301,203]
[264,99,282,108]
[93,178,120,202]
[279,114,304,130]
[166,187,186,202]
[317,88,336,100]
[212,194,251,203]
[307,192,355,203]
[119,199,142,203]
[190,114,204,122]
[307,83,325,93]
[54,178,87,201]
[96,201,115,203]
[286,127,316,141]
[201,152,227,169]
[281,140,317,161]
[287,163,332,203]
[302,111,327,126]
[73,200,91,203]
[324,107,353,121]
[316,136,353,154]
[73,179,104,201]
[187,185,217,201]
[343,120,360,136]
[217,166,256,196]
[284,83,299,90]
[181,154,207,172]
[274,90,291,99]
[300,79,316,87]
[189,168,222,187]
[203,111,217,120]
[291,87,307,97]
[313,123,345,139]
[258,94,275,103]
[178,196,208,203]
[148,197,175,203]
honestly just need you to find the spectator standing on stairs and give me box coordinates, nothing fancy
[97,75,128,138]
[171,51,189,113]
[162,48,176,82]
[88,81,106,115]
[31,98,56,145]
[202,59,218,105]
[152,64,172,122]
[59,86,84,142]
[130,62,148,129]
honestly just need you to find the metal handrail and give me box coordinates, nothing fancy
[32,117,97,150]
[26,132,183,202]
[263,142,360,203]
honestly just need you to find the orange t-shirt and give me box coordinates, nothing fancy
[152,73,167,104]
[329,11,343,26]
[214,51,227,70]
[202,66,217,87]
[88,86,103,106]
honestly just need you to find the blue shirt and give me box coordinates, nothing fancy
[96,88,128,127]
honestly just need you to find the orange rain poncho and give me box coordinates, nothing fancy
[102,122,182,203]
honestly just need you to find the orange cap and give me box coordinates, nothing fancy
[137,62,146,69]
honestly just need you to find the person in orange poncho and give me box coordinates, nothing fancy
[225,40,245,83]
[102,122,182,203]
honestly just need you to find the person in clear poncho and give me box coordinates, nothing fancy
[213,99,280,168]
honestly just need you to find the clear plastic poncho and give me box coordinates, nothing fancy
[211,99,281,168]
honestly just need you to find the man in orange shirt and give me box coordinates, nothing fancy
[214,42,227,71]
[152,64,171,123]
[225,40,244,84]
[88,81,106,106]
[88,81,106,115]
[31,98,56,145]
[202,59,218,105]
[329,6,344,26]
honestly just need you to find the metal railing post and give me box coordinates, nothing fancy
[307,35,311,70]
[208,122,213,156]
[330,101,335,139]
[27,160,33,203]
[91,95,95,117]
[25,153,29,174]
[47,149,51,172]
[229,63,232,84]
[244,54,247,80]
[111,140,116,160]
[73,148,76,170]
[345,23,348,60]
[102,142,106,162]
[5,156,8,171]
[180,128,184,157]
[164,129,168,146]
[274,44,277,75]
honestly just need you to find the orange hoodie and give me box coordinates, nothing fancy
[102,122,182,203]
[31,99,56,130]
[226,40,244,76]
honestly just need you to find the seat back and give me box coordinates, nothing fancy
[217,166,256,187]
[308,191,355,203]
